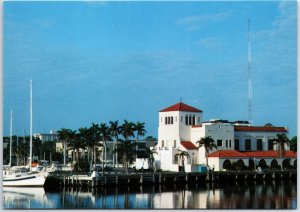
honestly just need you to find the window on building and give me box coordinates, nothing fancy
[188,115,192,125]
[168,117,170,125]
[217,140,222,147]
[165,117,167,125]
[268,139,274,150]
[171,117,173,124]
[226,140,228,148]
[162,140,164,147]
[185,115,188,125]
[174,140,176,148]
[192,115,195,125]
[229,140,232,148]
[257,139,263,151]
[235,139,239,150]
[245,139,251,151]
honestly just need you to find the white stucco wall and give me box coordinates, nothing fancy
[234,131,289,151]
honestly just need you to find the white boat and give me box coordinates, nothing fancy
[3,80,47,187]
[3,166,47,187]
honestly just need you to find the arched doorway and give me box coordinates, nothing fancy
[248,159,255,170]
[236,159,245,170]
[223,159,232,170]
[270,159,280,170]
[282,158,291,170]
[258,159,268,169]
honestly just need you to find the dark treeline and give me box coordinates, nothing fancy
[3,120,157,173]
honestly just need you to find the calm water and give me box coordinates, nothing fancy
[3,180,297,209]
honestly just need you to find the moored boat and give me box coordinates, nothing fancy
[3,166,47,187]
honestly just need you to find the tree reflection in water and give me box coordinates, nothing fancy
[3,180,297,209]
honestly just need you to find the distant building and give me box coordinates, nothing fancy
[153,102,296,172]
[34,130,58,143]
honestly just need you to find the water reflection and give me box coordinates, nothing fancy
[3,180,297,209]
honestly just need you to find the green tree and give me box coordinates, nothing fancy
[113,139,137,173]
[99,123,112,167]
[273,133,290,158]
[109,121,122,167]
[290,136,297,152]
[144,147,157,171]
[121,120,135,141]
[88,123,103,167]
[57,128,74,166]
[67,129,86,169]
[134,122,146,159]
[196,136,217,167]
[175,150,190,172]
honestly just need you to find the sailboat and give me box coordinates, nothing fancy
[3,80,48,187]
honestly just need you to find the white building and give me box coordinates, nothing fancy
[34,130,58,143]
[154,102,296,172]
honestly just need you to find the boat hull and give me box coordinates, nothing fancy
[3,174,46,187]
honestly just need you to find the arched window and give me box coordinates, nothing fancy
[248,159,255,170]
[282,158,291,170]
[223,159,232,170]
[270,159,279,170]
[236,159,245,170]
[258,159,268,169]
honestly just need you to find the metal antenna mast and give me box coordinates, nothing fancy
[248,19,253,126]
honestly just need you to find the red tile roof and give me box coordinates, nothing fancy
[181,141,198,150]
[244,151,297,158]
[234,126,288,132]
[208,150,296,158]
[160,102,203,113]
[208,150,248,158]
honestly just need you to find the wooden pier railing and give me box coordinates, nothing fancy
[44,170,296,189]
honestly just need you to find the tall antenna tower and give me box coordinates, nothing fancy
[248,19,253,125]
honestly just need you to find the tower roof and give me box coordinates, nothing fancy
[160,102,202,113]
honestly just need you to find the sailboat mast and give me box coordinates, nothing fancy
[29,80,33,172]
[9,109,12,167]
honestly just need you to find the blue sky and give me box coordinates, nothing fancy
[4,1,297,138]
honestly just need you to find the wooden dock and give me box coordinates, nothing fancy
[44,170,296,189]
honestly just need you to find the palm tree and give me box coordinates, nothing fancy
[88,123,102,168]
[196,136,217,167]
[57,128,74,166]
[121,120,135,141]
[109,121,121,167]
[134,122,147,159]
[68,129,86,167]
[175,150,190,172]
[99,123,112,168]
[113,139,137,173]
[290,136,297,152]
[144,147,157,171]
[273,133,290,158]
